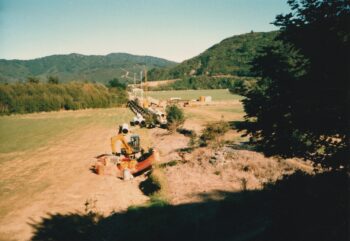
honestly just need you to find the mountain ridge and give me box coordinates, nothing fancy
[0,52,177,83]
[148,31,278,80]
[0,31,278,84]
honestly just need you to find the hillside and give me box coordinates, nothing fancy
[0,53,177,84]
[148,31,278,80]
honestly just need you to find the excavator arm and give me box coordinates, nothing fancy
[111,134,133,155]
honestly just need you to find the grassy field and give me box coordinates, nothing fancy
[183,103,245,123]
[0,107,153,241]
[0,90,246,240]
[0,108,134,155]
[147,89,243,101]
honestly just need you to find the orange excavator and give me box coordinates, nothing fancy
[94,123,158,180]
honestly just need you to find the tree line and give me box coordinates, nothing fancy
[150,75,255,94]
[0,81,128,115]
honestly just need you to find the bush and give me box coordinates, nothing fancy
[108,78,126,90]
[166,105,185,131]
[229,79,247,95]
[200,121,230,146]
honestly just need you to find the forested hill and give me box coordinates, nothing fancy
[148,31,278,80]
[0,53,177,84]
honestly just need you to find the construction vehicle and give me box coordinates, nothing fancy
[94,124,159,179]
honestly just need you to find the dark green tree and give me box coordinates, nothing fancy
[166,105,185,131]
[241,0,349,168]
[27,76,40,84]
[47,76,59,84]
[229,79,247,95]
[108,78,126,90]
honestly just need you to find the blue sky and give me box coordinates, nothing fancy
[0,0,290,62]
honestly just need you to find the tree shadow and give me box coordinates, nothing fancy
[29,171,348,241]
[226,120,257,151]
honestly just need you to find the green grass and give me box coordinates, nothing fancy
[0,108,133,155]
[147,89,243,101]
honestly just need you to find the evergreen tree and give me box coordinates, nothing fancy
[241,0,349,168]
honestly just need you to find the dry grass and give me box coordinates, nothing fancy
[0,108,151,241]
[162,146,315,204]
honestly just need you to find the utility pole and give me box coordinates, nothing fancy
[133,73,136,98]
[144,68,147,96]
[140,71,143,99]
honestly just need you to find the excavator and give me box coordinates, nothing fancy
[94,123,158,180]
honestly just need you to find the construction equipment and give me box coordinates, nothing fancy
[128,99,167,128]
[127,68,168,129]
[111,133,141,156]
[94,123,158,180]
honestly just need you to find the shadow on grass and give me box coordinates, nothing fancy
[30,171,348,241]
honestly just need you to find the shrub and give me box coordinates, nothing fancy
[108,78,126,90]
[229,79,247,95]
[166,105,185,131]
[200,121,230,146]
[188,131,199,148]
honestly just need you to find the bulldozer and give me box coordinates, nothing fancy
[94,124,159,180]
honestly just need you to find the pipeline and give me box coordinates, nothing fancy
[127,100,149,117]
[127,100,167,128]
